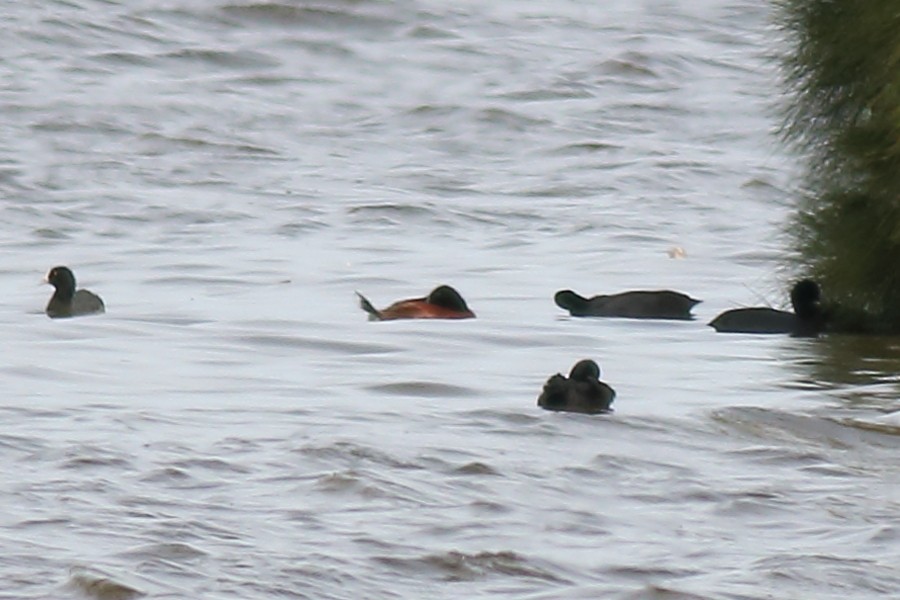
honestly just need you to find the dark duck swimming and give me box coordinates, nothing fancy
[554,289,700,320]
[357,285,475,321]
[708,279,824,337]
[537,359,615,415]
[44,266,105,319]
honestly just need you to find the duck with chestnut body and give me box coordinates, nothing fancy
[357,285,475,321]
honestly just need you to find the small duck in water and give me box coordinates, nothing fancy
[708,279,824,337]
[537,359,615,415]
[357,285,475,321]
[44,266,105,319]
[554,289,700,320]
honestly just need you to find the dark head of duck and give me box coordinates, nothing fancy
[568,358,600,381]
[789,278,828,337]
[554,290,586,313]
[46,266,77,301]
[791,279,821,318]
[427,285,471,312]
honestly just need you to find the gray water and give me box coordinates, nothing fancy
[1,1,899,598]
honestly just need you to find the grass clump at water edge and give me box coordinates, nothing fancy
[774,0,900,332]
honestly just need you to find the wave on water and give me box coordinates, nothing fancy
[374,550,568,583]
[66,567,144,600]
[711,405,900,455]
[364,381,477,397]
[218,2,404,31]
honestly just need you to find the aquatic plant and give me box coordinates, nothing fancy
[774,0,900,331]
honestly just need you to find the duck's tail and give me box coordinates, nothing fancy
[356,292,383,321]
[537,374,568,409]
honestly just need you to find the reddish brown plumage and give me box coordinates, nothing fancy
[357,285,475,321]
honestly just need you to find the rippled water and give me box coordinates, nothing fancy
[2,1,898,599]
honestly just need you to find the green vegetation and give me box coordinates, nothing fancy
[774,0,900,332]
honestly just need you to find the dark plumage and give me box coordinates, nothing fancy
[554,289,700,320]
[708,279,823,337]
[357,285,475,321]
[44,266,105,319]
[537,359,615,415]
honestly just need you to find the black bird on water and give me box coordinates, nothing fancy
[554,289,700,320]
[708,279,823,337]
[537,359,615,415]
[44,266,105,319]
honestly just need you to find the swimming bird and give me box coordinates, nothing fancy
[554,289,700,320]
[708,279,823,337]
[357,285,475,321]
[44,266,105,319]
[537,359,615,414]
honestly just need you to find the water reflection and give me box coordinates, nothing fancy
[787,335,900,405]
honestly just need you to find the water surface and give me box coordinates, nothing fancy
[1,1,898,599]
